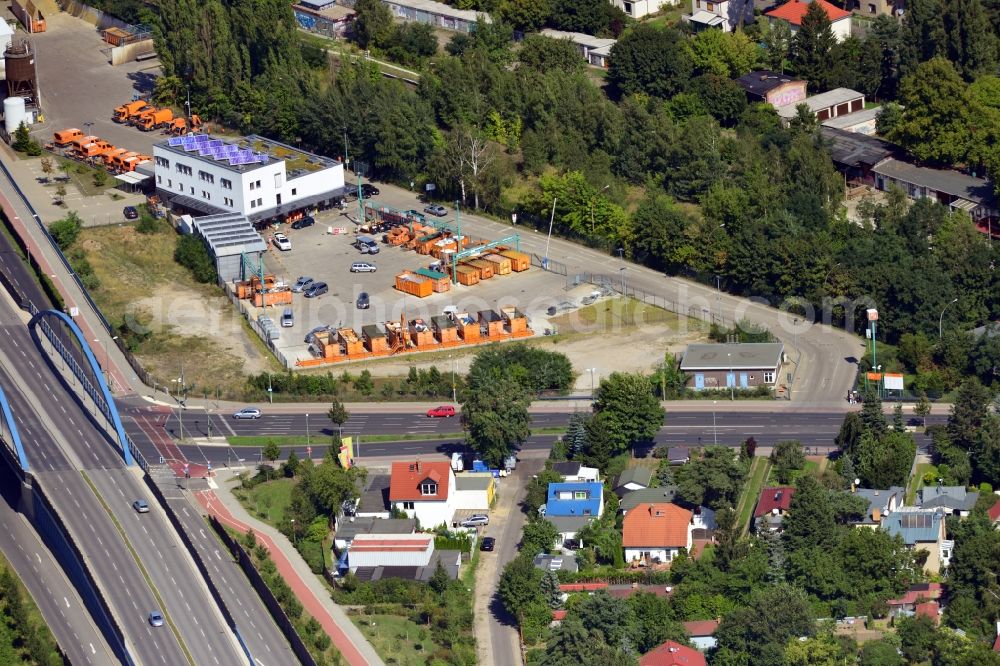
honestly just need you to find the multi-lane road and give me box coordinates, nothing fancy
[0,294,251,665]
[127,405,942,465]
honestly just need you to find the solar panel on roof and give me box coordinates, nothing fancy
[194,134,210,144]
[168,137,185,147]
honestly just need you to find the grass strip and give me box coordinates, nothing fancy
[735,457,771,534]
[79,471,196,666]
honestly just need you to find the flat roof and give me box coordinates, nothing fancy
[384,0,488,23]
[821,106,882,129]
[776,88,864,118]
[294,2,355,19]
[539,29,616,50]
[873,158,997,207]
[680,343,785,370]
[156,133,338,176]
[190,212,267,257]
[819,126,898,168]
[455,475,492,491]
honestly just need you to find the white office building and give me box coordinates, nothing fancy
[152,133,345,223]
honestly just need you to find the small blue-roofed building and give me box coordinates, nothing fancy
[882,508,952,575]
[544,482,604,544]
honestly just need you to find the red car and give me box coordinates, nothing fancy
[426,405,456,418]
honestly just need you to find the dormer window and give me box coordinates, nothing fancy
[420,482,437,496]
[574,491,588,500]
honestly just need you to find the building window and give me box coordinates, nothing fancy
[157,175,161,184]
[255,180,261,189]
[249,181,255,191]
[190,186,194,195]
[155,156,169,168]
[167,179,172,188]
[198,170,214,184]
[221,178,232,190]
[274,172,282,188]
[696,0,701,6]
[707,1,714,9]
[175,163,192,176]
[402,501,414,510]
[291,188,297,196]
[623,1,632,14]
[574,491,588,500]
[420,482,437,496]
[250,200,256,209]
[764,371,775,383]
[257,198,262,206]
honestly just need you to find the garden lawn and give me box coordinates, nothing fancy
[244,477,295,526]
[351,613,440,666]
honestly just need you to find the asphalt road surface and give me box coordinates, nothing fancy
[0,469,116,665]
[135,407,941,466]
[0,297,244,665]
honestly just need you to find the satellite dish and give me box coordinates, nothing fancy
[854,478,861,486]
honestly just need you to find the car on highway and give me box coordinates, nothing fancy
[272,233,292,251]
[356,292,370,310]
[291,276,314,293]
[304,281,328,298]
[424,204,447,217]
[460,514,489,528]
[426,405,456,418]
[233,407,262,419]
[360,183,379,198]
[350,262,377,273]
[290,215,315,230]
[132,499,150,513]
[148,610,164,627]
[123,206,139,220]
[480,536,496,551]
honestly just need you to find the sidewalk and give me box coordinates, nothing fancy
[0,146,140,396]
[194,473,383,666]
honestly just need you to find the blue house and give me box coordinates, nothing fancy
[544,482,605,545]
[882,508,951,575]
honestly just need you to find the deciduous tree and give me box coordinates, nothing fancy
[608,25,693,99]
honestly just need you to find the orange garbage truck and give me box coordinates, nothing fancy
[113,100,149,123]
[137,108,173,131]
[53,128,84,146]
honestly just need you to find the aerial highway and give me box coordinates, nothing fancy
[0,470,116,665]
[0,295,247,665]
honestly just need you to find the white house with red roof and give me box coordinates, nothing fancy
[344,533,435,572]
[389,460,456,528]
[753,486,795,532]
[766,0,851,42]
[640,639,707,666]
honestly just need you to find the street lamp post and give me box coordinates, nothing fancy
[450,355,457,403]
[939,298,958,338]
[714,275,721,324]
[590,184,610,235]
[587,368,597,397]
[267,372,273,404]
[306,413,310,448]
[712,400,718,445]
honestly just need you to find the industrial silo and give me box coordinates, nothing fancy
[5,39,38,105]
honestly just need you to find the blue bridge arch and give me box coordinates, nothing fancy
[0,385,30,472]
[28,309,135,466]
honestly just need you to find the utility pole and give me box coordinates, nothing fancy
[866,309,878,392]
[543,197,557,270]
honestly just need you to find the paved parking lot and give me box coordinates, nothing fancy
[248,199,572,365]
[32,13,162,156]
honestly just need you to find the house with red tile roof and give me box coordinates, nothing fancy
[753,486,795,532]
[988,498,1000,525]
[682,620,719,651]
[766,0,851,42]
[389,460,456,528]
[887,582,943,619]
[915,601,940,624]
[640,639,707,666]
[623,503,693,565]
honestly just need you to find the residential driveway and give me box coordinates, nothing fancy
[473,453,545,666]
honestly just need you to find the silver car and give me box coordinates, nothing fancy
[291,276,314,293]
[132,499,150,513]
[148,610,164,627]
[233,407,262,419]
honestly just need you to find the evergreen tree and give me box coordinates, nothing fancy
[782,476,836,553]
[899,0,946,75]
[942,0,999,79]
[791,1,837,91]
[893,402,905,432]
[948,377,991,449]
[913,392,932,428]
[540,569,562,609]
[860,386,887,438]
[564,412,588,459]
